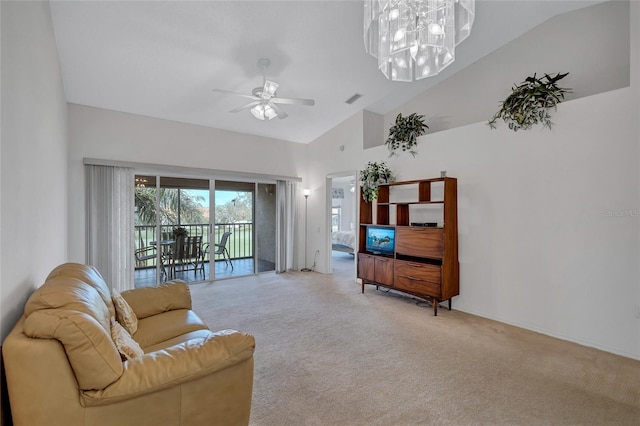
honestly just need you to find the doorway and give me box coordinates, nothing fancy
[327,173,357,279]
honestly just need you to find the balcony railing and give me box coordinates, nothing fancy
[134,223,253,269]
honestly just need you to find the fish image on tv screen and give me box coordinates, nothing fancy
[365,226,395,255]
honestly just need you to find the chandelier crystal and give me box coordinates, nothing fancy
[364,0,475,82]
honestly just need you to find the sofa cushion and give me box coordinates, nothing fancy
[23,276,123,390]
[121,281,192,319]
[111,317,144,360]
[134,309,208,349]
[46,263,116,319]
[25,276,112,332]
[81,330,256,407]
[24,309,123,390]
[112,289,138,334]
[141,329,213,353]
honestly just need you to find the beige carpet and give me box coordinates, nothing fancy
[189,271,640,426]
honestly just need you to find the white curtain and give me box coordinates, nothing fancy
[85,165,135,291]
[276,180,298,272]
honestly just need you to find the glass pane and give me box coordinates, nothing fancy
[134,176,210,286]
[214,184,254,278]
[256,184,276,273]
[332,206,341,232]
[134,175,160,287]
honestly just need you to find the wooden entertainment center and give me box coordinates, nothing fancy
[357,177,459,315]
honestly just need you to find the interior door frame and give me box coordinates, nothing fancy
[325,170,358,279]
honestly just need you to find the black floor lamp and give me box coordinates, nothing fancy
[301,188,311,272]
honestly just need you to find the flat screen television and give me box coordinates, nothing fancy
[365,226,395,256]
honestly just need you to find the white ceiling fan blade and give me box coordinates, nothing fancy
[269,103,288,119]
[271,96,315,106]
[212,88,258,100]
[229,101,261,113]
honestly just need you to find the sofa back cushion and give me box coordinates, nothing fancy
[23,276,123,390]
[46,263,116,319]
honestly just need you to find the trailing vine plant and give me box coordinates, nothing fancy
[385,113,429,157]
[359,161,394,202]
[488,72,571,132]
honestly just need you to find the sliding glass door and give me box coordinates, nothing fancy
[134,175,277,287]
[134,176,210,286]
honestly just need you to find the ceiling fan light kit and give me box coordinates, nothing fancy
[212,58,315,121]
[364,0,475,82]
[251,103,278,121]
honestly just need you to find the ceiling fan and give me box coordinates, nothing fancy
[212,58,315,121]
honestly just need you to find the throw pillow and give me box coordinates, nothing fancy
[112,288,138,335]
[110,317,144,361]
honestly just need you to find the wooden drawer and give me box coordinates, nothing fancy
[394,261,441,297]
[396,227,444,259]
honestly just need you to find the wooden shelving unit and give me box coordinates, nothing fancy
[357,177,459,315]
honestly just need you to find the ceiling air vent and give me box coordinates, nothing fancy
[345,93,363,105]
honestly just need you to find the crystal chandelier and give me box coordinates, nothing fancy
[364,0,475,82]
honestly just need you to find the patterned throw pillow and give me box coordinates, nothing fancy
[112,288,138,335]
[110,317,144,360]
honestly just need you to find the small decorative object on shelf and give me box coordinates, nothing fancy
[385,112,429,157]
[488,72,571,132]
[359,161,394,203]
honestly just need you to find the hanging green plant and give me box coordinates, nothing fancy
[385,113,429,157]
[359,161,394,203]
[488,72,571,132]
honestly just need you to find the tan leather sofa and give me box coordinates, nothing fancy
[2,263,255,426]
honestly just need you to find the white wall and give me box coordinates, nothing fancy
[67,104,309,263]
[0,1,68,341]
[306,2,640,359]
[380,1,631,136]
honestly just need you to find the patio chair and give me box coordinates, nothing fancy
[135,237,157,266]
[201,231,233,271]
[168,235,203,278]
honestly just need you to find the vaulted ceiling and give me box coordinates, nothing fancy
[49,1,602,144]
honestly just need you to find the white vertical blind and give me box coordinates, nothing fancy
[85,165,135,291]
[276,180,298,272]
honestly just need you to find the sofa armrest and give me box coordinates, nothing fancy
[81,330,255,406]
[120,280,191,319]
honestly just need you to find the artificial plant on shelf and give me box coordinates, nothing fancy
[488,72,571,132]
[359,161,394,203]
[385,112,429,157]
[172,226,188,239]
